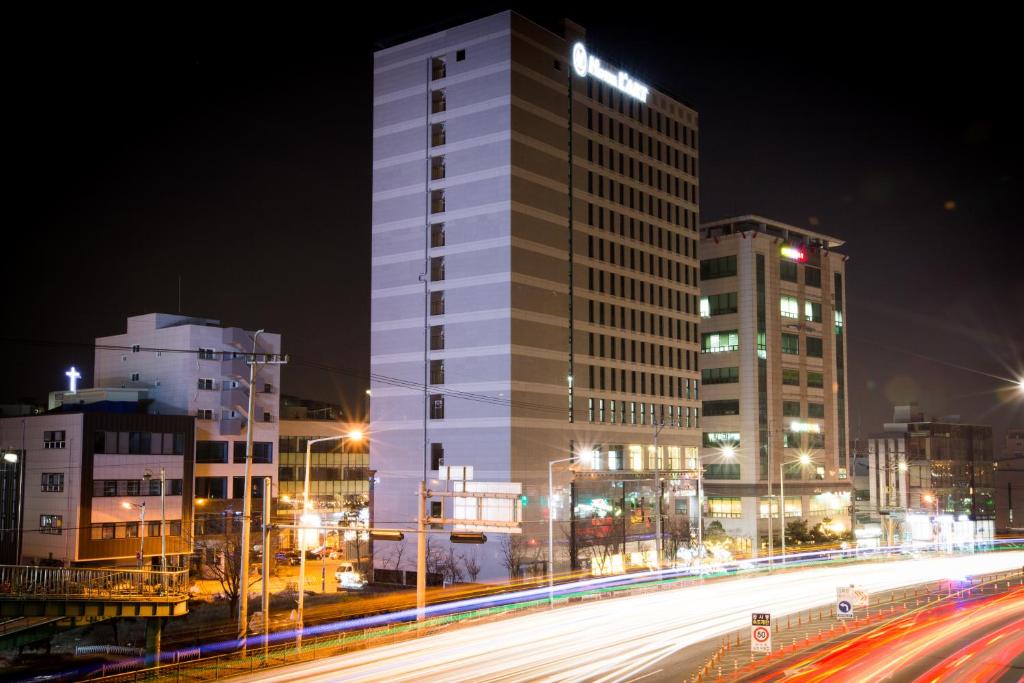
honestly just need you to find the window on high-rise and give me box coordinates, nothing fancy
[781,333,799,355]
[700,255,737,280]
[701,292,737,317]
[430,360,445,385]
[780,261,798,283]
[430,222,445,247]
[807,371,824,388]
[808,402,825,418]
[701,331,739,353]
[430,291,445,316]
[430,256,445,281]
[780,296,799,319]
[782,368,800,386]
[805,301,822,322]
[702,366,739,385]
[806,337,823,357]
[805,266,822,287]
[783,401,801,417]
[702,400,739,417]
[429,325,444,350]
[430,443,444,470]
[430,394,445,420]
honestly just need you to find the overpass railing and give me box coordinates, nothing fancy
[0,565,189,601]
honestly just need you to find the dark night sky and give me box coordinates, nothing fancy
[5,8,1022,447]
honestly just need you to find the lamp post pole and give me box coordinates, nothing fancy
[547,456,575,603]
[653,419,666,571]
[297,433,360,646]
[779,461,785,564]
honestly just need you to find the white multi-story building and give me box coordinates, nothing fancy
[94,313,281,505]
[698,216,852,554]
[372,12,702,579]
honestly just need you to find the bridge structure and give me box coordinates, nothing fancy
[0,565,189,663]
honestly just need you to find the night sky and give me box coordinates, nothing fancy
[6,8,1022,448]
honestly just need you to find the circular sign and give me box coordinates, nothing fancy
[838,600,852,614]
[752,626,770,643]
[572,43,588,77]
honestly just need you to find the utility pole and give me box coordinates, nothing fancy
[238,330,287,654]
[416,480,427,621]
[262,477,271,659]
[160,468,166,591]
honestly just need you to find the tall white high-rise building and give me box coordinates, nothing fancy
[372,12,702,579]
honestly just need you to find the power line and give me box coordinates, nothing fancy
[0,336,564,416]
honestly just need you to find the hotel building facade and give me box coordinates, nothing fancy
[371,11,702,578]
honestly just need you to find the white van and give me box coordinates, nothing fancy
[334,562,366,590]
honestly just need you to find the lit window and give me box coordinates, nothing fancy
[699,297,710,318]
[780,296,799,319]
[707,497,742,518]
[701,331,739,353]
[805,301,822,322]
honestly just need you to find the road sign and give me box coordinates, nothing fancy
[751,613,772,653]
[837,585,868,619]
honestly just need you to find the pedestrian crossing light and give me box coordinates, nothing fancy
[450,532,487,544]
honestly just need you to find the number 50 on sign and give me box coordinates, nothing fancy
[751,612,772,653]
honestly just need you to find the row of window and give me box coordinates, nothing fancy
[195,441,273,464]
[588,299,700,343]
[588,237,697,288]
[587,139,697,203]
[589,365,698,399]
[586,171,696,230]
[194,476,270,500]
[197,409,275,422]
[588,204,697,257]
[705,496,839,519]
[278,466,370,482]
[701,331,824,358]
[700,255,823,289]
[589,100,700,179]
[586,398,699,428]
[586,76,697,149]
[88,520,182,540]
[589,332,698,370]
[197,348,286,363]
[94,431,186,456]
[783,401,826,418]
[782,369,825,388]
[93,479,184,497]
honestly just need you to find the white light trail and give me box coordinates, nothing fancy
[235,551,1024,683]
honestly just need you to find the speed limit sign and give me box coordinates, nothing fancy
[751,613,772,653]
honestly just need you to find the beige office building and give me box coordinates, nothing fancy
[698,216,852,554]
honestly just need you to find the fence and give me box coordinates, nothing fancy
[0,565,189,601]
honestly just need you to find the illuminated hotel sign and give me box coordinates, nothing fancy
[572,43,650,103]
[789,421,821,434]
[780,246,806,262]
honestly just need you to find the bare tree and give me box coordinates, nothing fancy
[500,535,530,581]
[195,534,242,616]
[381,541,407,571]
[439,547,465,585]
[663,514,692,566]
[461,550,481,582]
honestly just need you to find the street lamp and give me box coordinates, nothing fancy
[122,500,146,569]
[922,493,940,516]
[779,452,813,563]
[3,452,24,564]
[695,445,737,555]
[547,455,576,599]
[297,429,364,647]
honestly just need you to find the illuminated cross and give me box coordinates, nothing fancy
[65,366,82,393]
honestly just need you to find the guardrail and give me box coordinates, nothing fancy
[0,565,190,601]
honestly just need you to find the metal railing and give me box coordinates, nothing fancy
[0,565,189,601]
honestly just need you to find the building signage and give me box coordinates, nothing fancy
[789,420,822,434]
[750,613,772,653]
[780,246,806,262]
[572,43,649,103]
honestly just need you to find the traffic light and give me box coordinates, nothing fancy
[369,530,405,541]
[450,532,487,544]
[520,494,528,507]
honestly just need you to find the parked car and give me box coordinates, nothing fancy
[275,551,302,566]
[334,562,366,590]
